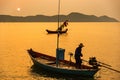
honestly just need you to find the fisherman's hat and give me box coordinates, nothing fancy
[79,43,84,47]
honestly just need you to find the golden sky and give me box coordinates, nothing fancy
[0,0,120,20]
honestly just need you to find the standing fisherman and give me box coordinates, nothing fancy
[75,43,84,68]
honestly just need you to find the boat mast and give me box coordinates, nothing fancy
[56,0,61,67]
[56,0,65,67]
[57,0,61,49]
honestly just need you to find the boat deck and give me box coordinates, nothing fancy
[35,57,92,70]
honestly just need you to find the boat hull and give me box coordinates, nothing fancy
[27,49,99,77]
[46,29,68,34]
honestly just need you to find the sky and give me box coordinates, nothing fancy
[0,0,120,21]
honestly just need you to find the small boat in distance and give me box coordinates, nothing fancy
[27,48,100,77]
[46,29,68,34]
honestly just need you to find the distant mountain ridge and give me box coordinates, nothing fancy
[0,12,118,22]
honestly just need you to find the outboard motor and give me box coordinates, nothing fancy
[89,57,99,69]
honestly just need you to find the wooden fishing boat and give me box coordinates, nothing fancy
[46,29,68,34]
[27,48,100,77]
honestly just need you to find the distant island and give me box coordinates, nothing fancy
[0,12,119,22]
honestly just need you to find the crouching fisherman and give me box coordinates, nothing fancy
[58,20,68,31]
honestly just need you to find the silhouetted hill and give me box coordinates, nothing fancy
[67,12,118,22]
[0,12,118,22]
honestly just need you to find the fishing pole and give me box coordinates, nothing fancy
[97,61,111,67]
[101,65,120,73]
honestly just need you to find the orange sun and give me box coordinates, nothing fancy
[17,8,21,11]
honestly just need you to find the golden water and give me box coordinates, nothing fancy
[0,22,120,80]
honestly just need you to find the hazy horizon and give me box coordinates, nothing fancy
[0,0,120,21]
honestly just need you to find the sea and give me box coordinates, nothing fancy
[0,22,120,80]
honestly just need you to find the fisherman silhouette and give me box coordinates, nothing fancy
[58,20,68,31]
[74,43,84,68]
